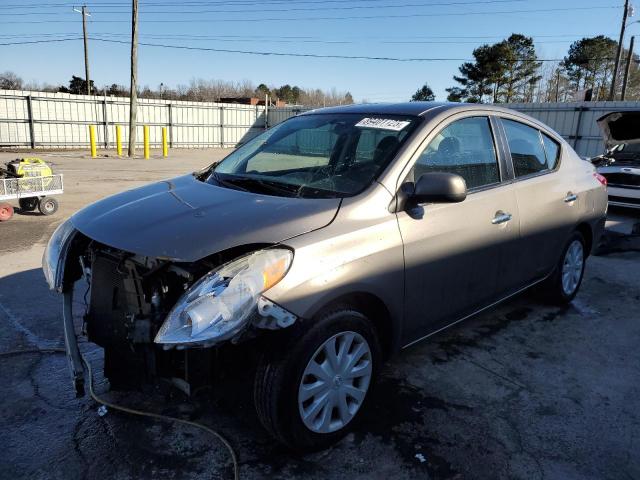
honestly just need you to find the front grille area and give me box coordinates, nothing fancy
[602,172,640,187]
[87,254,155,387]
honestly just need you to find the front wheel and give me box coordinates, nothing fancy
[254,307,381,451]
[540,231,586,304]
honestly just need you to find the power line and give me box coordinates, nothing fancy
[0,32,617,40]
[0,0,534,9]
[0,38,82,46]
[85,33,594,45]
[87,36,608,62]
[5,5,622,23]
[0,32,610,45]
[0,35,616,63]
[2,0,529,14]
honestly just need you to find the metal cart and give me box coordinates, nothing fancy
[0,174,64,221]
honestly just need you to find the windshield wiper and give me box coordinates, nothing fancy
[219,176,303,197]
[210,172,249,192]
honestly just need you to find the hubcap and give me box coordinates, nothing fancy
[562,240,584,295]
[298,331,372,434]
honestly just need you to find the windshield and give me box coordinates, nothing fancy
[206,113,421,198]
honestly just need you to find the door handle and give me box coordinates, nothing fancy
[492,211,512,225]
[564,192,578,203]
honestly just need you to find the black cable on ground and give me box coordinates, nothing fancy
[1,348,240,480]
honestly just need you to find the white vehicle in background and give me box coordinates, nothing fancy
[591,111,640,209]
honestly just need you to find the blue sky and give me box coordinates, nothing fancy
[0,0,628,102]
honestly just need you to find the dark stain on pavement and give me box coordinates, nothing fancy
[352,375,470,479]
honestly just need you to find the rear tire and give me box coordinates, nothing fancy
[0,203,14,221]
[19,197,38,212]
[38,197,58,216]
[540,231,586,305]
[254,306,381,451]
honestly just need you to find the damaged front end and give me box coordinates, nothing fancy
[44,220,297,396]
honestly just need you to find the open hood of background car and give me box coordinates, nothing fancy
[71,174,341,262]
[597,111,640,147]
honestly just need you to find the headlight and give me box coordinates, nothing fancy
[42,219,77,291]
[154,248,293,347]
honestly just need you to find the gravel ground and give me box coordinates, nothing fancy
[1,150,639,480]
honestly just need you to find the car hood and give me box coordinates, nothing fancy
[597,111,640,147]
[71,174,341,262]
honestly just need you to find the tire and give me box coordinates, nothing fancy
[38,197,58,216]
[254,306,381,451]
[539,231,586,305]
[19,197,38,212]
[0,203,14,222]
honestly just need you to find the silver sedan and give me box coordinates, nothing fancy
[44,102,608,450]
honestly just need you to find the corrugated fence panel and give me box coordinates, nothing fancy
[0,94,29,145]
[0,90,268,149]
[4,92,638,156]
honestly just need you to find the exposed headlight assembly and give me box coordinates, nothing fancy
[42,219,77,292]
[154,248,293,347]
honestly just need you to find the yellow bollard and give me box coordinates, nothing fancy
[162,127,168,157]
[143,125,150,159]
[89,125,97,158]
[115,125,122,156]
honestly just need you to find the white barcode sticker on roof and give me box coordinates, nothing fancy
[355,118,411,131]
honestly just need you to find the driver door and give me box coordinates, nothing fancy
[397,115,520,345]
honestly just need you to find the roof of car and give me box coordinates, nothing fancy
[299,102,455,117]
[297,101,561,140]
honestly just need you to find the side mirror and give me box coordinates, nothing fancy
[412,172,467,204]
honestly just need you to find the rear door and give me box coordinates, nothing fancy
[497,117,580,285]
[397,114,520,344]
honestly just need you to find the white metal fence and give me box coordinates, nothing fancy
[0,89,305,149]
[504,101,640,158]
[1,90,639,158]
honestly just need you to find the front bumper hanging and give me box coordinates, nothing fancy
[62,290,85,397]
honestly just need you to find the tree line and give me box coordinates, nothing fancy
[411,34,640,103]
[0,73,354,107]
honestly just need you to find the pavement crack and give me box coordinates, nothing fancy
[72,408,90,479]
[461,355,528,391]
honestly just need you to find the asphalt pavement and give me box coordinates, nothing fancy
[1,150,639,480]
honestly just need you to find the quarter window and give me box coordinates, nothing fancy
[502,119,548,177]
[541,133,560,169]
[411,117,500,190]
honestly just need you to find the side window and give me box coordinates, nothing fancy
[411,116,500,190]
[541,133,560,169]
[502,119,547,177]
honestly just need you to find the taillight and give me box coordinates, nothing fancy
[593,172,607,186]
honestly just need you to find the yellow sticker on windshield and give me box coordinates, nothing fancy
[355,118,411,131]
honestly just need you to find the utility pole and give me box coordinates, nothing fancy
[610,0,631,100]
[74,6,91,94]
[128,0,138,157]
[622,36,636,101]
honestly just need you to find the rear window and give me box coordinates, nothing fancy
[503,119,547,178]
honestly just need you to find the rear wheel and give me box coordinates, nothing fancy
[19,197,38,212]
[38,196,58,216]
[540,231,586,304]
[0,203,14,221]
[254,307,381,451]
